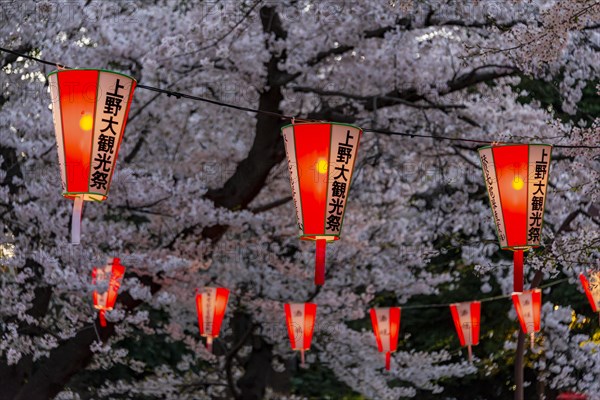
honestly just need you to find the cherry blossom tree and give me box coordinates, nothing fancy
[0,1,599,399]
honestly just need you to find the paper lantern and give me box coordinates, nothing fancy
[284,303,317,367]
[512,289,542,349]
[580,271,600,324]
[370,307,401,370]
[92,257,125,327]
[195,287,230,352]
[48,69,136,244]
[478,144,552,292]
[281,123,362,285]
[449,301,481,362]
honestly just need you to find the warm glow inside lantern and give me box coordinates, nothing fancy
[512,289,542,349]
[370,307,401,370]
[284,303,317,367]
[195,287,230,352]
[92,257,125,327]
[281,123,362,285]
[478,144,552,292]
[580,271,600,324]
[449,301,481,362]
[48,69,136,244]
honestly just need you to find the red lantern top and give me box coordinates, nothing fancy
[92,257,125,327]
[580,271,600,313]
[195,287,230,352]
[284,303,317,367]
[370,307,401,370]
[48,69,136,243]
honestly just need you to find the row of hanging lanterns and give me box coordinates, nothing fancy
[47,69,594,373]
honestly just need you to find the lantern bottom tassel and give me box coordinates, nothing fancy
[300,349,306,368]
[98,310,107,327]
[315,239,326,286]
[71,195,84,245]
[530,333,534,350]
[385,352,391,370]
[468,345,472,363]
[206,336,213,353]
[513,250,524,292]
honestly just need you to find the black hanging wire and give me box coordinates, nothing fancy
[1,46,599,149]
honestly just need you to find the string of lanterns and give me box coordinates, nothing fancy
[0,51,597,369]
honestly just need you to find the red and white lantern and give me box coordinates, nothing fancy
[195,287,230,352]
[92,257,125,327]
[281,123,362,285]
[284,303,317,367]
[449,301,481,362]
[370,307,401,370]
[512,289,542,349]
[48,69,136,244]
[580,271,600,324]
[478,144,552,292]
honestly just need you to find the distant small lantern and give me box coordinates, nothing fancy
[48,69,136,244]
[195,287,230,353]
[281,123,362,285]
[478,144,552,292]
[579,271,600,324]
[512,289,542,349]
[449,301,481,362]
[370,307,401,370]
[284,303,317,367]
[92,257,125,327]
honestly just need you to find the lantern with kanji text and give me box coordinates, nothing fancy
[449,301,481,362]
[370,307,401,370]
[48,69,136,244]
[281,123,362,285]
[284,302,317,367]
[92,257,125,327]
[478,144,552,292]
[195,287,230,352]
[512,289,542,349]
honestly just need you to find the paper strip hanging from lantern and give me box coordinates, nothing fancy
[92,257,125,327]
[512,289,542,350]
[478,144,552,292]
[284,302,317,367]
[449,301,481,362]
[48,69,136,244]
[281,123,362,285]
[195,287,230,353]
[580,271,600,324]
[370,307,401,370]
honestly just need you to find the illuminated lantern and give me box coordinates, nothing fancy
[449,301,481,362]
[512,289,542,349]
[478,144,552,292]
[284,303,317,367]
[580,271,600,324]
[48,69,136,244]
[281,123,362,285]
[370,307,401,370]
[195,287,230,353]
[92,257,125,327]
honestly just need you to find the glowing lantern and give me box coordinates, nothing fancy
[580,271,600,324]
[512,289,542,349]
[281,123,362,285]
[370,307,401,370]
[478,144,552,292]
[48,69,136,244]
[92,257,125,327]
[449,301,481,362]
[284,303,317,367]
[195,287,230,353]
